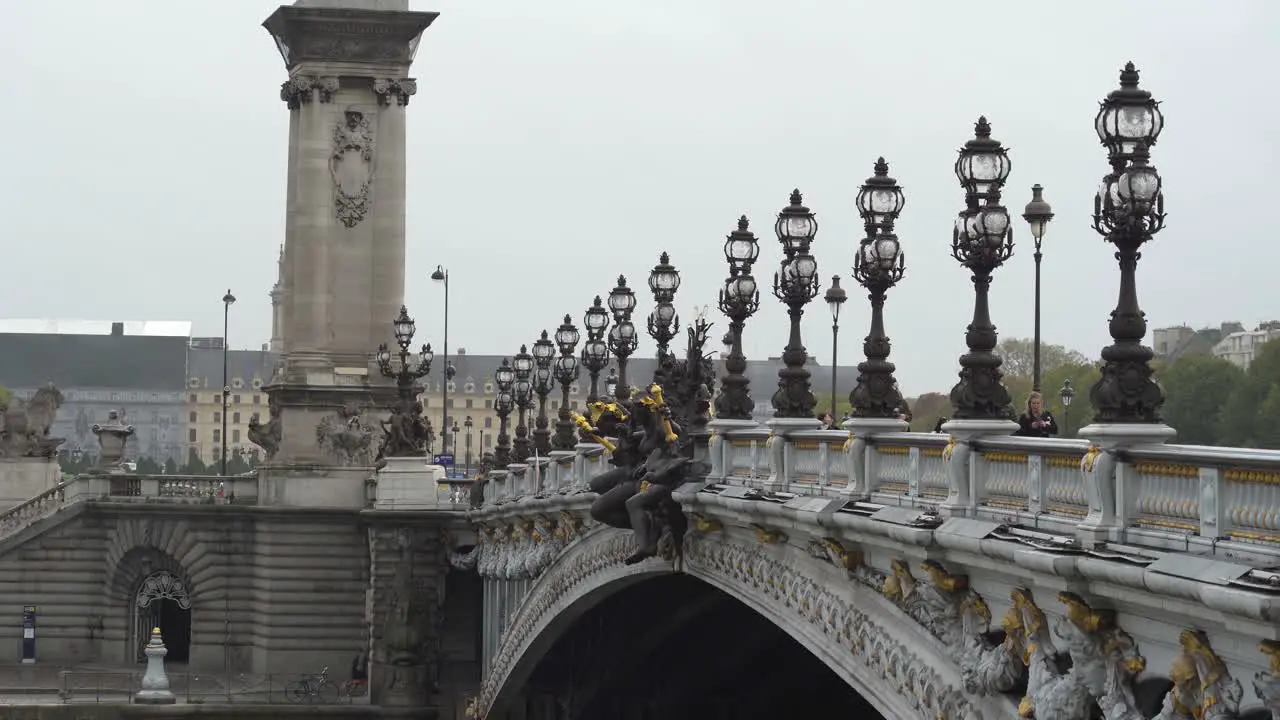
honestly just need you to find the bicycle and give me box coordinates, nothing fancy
[285,666,340,704]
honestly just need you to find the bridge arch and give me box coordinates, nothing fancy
[481,526,1000,719]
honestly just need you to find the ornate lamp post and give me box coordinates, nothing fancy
[1089,62,1167,425]
[375,305,434,456]
[606,276,638,399]
[552,315,581,450]
[512,346,534,462]
[646,253,681,360]
[714,216,761,421]
[220,290,236,476]
[1059,379,1075,438]
[531,330,556,455]
[823,276,847,420]
[949,117,1015,420]
[1023,184,1055,392]
[604,368,619,400]
[770,190,820,418]
[494,358,515,465]
[849,158,907,419]
[580,297,611,404]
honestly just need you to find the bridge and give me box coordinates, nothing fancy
[460,429,1280,719]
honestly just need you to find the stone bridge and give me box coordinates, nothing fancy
[461,429,1280,719]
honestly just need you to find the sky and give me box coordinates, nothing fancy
[2,0,1277,396]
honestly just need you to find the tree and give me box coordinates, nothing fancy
[812,392,853,420]
[1218,340,1280,447]
[226,452,251,476]
[906,392,950,432]
[1041,362,1102,438]
[1251,384,1280,450]
[180,450,208,476]
[135,456,163,475]
[996,338,1088,380]
[1160,355,1243,446]
[0,384,10,408]
[163,457,179,475]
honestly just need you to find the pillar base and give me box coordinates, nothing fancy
[263,380,399,466]
[1077,422,1176,450]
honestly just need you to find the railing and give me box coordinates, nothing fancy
[0,480,70,544]
[474,424,1280,561]
[59,670,369,705]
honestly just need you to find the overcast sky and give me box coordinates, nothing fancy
[2,0,1276,395]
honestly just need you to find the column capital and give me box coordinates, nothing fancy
[374,78,418,106]
[279,76,340,109]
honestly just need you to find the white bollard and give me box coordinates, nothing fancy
[134,626,177,704]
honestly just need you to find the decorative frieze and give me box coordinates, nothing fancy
[1156,629,1243,719]
[330,109,376,229]
[374,78,418,106]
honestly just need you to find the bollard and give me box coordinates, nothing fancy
[134,627,177,704]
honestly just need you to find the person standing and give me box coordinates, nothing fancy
[1015,391,1058,438]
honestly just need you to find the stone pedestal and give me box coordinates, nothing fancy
[135,627,176,705]
[375,457,450,510]
[938,418,1018,517]
[842,417,909,498]
[1076,423,1176,546]
[0,458,60,511]
[764,417,822,491]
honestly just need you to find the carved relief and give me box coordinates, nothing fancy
[806,537,860,571]
[316,405,376,466]
[247,395,282,461]
[330,109,376,228]
[1156,629,1242,720]
[279,75,339,109]
[1254,640,1280,718]
[374,78,418,106]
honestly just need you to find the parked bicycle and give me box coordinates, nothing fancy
[285,666,340,704]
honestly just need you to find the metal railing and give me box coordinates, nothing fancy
[58,670,369,705]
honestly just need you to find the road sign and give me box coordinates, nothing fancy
[21,605,36,664]
[433,454,455,466]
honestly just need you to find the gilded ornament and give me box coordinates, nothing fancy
[691,513,724,533]
[751,524,787,544]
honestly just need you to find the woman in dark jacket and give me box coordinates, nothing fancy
[1015,391,1058,438]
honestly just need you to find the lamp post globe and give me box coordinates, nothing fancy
[849,158,907,421]
[949,117,1016,421]
[493,358,516,465]
[531,330,556,455]
[604,367,619,401]
[511,345,535,462]
[771,191,820,419]
[580,296,612,407]
[646,253,682,361]
[1088,63,1168,425]
[715,216,762,421]
[552,315,581,450]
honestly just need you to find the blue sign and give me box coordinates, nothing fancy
[433,454,455,466]
[21,605,35,664]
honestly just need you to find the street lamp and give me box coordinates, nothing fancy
[1090,62,1167,424]
[464,416,474,476]
[552,314,581,449]
[1059,379,1076,437]
[715,216,761,421]
[646,252,681,360]
[1023,184,1055,392]
[606,276,638,399]
[531,330,556,455]
[604,367,619,401]
[375,305,433,456]
[823,275,847,420]
[494,359,515,465]
[512,345,535,462]
[580,297,611,405]
[949,117,1015,420]
[220,289,236,476]
[849,158,907,419]
[771,190,820,418]
[430,264,452,455]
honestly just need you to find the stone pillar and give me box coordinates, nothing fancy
[134,627,176,705]
[260,1,438,465]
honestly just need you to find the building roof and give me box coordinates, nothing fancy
[0,319,192,337]
[0,332,189,391]
[186,346,278,390]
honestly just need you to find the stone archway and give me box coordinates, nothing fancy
[133,570,192,664]
[479,528,998,719]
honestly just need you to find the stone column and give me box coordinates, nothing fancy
[260,1,438,465]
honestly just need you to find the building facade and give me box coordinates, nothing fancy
[0,320,190,463]
[1213,323,1280,370]
[184,339,278,465]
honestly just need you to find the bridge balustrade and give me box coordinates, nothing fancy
[477,428,1280,563]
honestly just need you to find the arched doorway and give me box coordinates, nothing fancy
[517,574,883,719]
[133,571,192,664]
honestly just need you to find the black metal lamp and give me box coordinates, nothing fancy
[647,252,682,360]
[512,345,535,462]
[715,216,762,421]
[1089,62,1167,424]
[531,330,556,454]
[604,367,619,401]
[849,159,907,419]
[949,117,1016,420]
[823,276,847,421]
[1059,378,1076,437]
[581,297,611,405]
[606,275,638,399]
[771,190,820,419]
[494,358,515,465]
[1023,184,1055,392]
[552,315,581,450]
[376,305,433,457]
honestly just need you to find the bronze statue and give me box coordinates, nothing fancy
[623,385,691,564]
[577,401,644,531]
[0,383,65,458]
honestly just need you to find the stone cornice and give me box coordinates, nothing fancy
[262,6,438,70]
